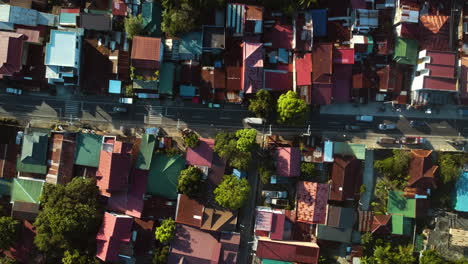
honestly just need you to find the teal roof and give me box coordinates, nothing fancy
[45,30,78,67]
[11,178,44,204]
[393,37,418,65]
[454,171,468,212]
[391,215,413,236]
[262,259,293,264]
[387,191,416,218]
[179,32,202,60]
[59,12,78,25]
[0,179,12,197]
[136,134,156,170]
[180,85,197,97]
[74,133,103,167]
[333,142,366,160]
[142,2,162,36]
[159,62,175,95]
[147,154,185,199]
[17,132,49,174]
[109,80,122,94]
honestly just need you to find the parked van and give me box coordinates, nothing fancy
[243,117,265,125]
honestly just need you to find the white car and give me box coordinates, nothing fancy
[378,123,397,130]
[355,115,373,122]
[6,88,22,95]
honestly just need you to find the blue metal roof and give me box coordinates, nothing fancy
[309,9,327,37]
[108,80,122,94]
[179,85,196,97]
[455,171,468,212]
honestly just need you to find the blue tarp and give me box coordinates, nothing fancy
[455,171,468,212]
[324,140,334,162]
[310,9,327,37]
[109,80,122,94]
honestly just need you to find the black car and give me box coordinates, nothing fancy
[409,120,426,128]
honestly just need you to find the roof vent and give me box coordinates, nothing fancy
[193,215,202,220]
[339,187,343,191]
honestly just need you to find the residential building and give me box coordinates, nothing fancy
[131,36,163,70]
[158,62,175,96]
[296,53,312,103]
[393,37,418,65]
[275,147,301,178]
[147,153,185,199]
[394,0,419,38]
[387,190,428,218]
[17,131,49,175]
[0,4,57,27]
[11,178,44,204]
[255,237,320,264]
[59,8,79,27]
[226,4,263,36]
[96,212,133,262]
[0,31,26,78]
[46,133,75,185]
[309,9,328,37]
[358,211,392,234]
[330,155,361,201]
[242,39,263,94]
[0,143,18,178]
[11,201,39,222]
[312,43,333,105]
[353,9,378,34]
[392,214,413,236]
[45,29,83,85]
[296,181,329,224]
[135,134,156,171]
[79,13,112,31]
[316,206,355,243]
[168,224,240,263]
[254,208,293,241]
[178,32,202,61]
[264,68,292,92]
[175,194,204,228]
[408,149,438,190]
[202,26,225,51]
[74,133,103,168]
[186,137,215,169]
[201,207,237,232]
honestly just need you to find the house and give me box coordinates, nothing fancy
[418,15,450,51]
[147,153,185,199]
[201,207,237,232]
[387,190,425,218]
[353,9,379,33]
[79,13,112,31]
[46,133,75,185]
[254,208,294,241]
[242,39,263,94]
[74,133,103,168]
[264,23,293,50]
[312,43,333,105]
[309,9,328,37]
[392,214,413,236]
[131,36,163,70]
[296,181,329,224]
[96,212,133,262]
[411,50,457,105]
[358,211,391,234]
[394,0,419,25]
[0,31,26,78]
[408,149,438,190]
[316,207,354,243]
[135,134,156,171]
[393,37,418,65]
[264,68,292,92]
[11,201,39,222]
[168,224,240,263]
[377,65,403,94]
[112,0,127,16]
[17,131,49,175]
[186,138,215,168]
[295,12,313,51]
[141,1,162,36]
[325,206,354,228]
[333,48,355,64]
[59,8,79,27]
[45,30,83,85]
[175,194,204,227]
[0,4,57,27]
[158,62,175,95]
[226,4,263,36]
[202,26,225,50]
[276,147,301,178]
[96,139,133,197]
[332,64,352,103]
[11,178,44,204]
[255,237,320,264]
[330,155,361,201]
[460,57,468,105]
[296,53,312,88]
[178,32,202,61]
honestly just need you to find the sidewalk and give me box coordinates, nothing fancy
[320,102,468,120]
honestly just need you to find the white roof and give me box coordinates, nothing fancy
[45,30,77,67]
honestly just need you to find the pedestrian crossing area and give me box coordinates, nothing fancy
[146,106,163,124]
[64,101,80,118]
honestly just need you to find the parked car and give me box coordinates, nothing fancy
[400,136,425,144]
[6,88,22,95]
[113,106,127,113]
[345,125,361,131]
[119,97,133,104]
[378,123,397,130]
[243,117,265,125]
[409,120,426,128]
[377,137,398,144]
[262,190,287,199]
[271,198,289,207]
[355,115,374,122]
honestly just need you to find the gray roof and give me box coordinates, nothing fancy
[317,225,353,243]
[202,26,225,49]
[79,13,111,31]
[20,132,48,165]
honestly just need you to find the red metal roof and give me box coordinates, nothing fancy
[296,181,329,224]
[461,57,468,101]
[332,64,352,103]
[186,138,215,168]
[131,36,162,70]
[242,39,263,94]
[112,0,127,16]
[426,64,454,78]
[0,32,26,77]
[275,147,301,177]
[333,48,354,64]
[264,23,293,49]
[296,53,312,86]
[270,213,285,240]
[96,212,133,262]
[15,25,44,44]
[175,194,204,227]
[226,66,242,91]
[330,155,361,201]
[264,70,292,92]
[422,76,457,91]
[255,210,273,231]
[312,43,332,84]
[419,15,450,51]
[426,50,456,66]
[256,238,320,264]
[312,83,332,105]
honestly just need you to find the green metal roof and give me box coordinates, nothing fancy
[74,133,103,167]
[393,37,418,65]
[11,178,44,204]
[387,191,416,218]
[0,179,12,197]
[391,215,413,236]
[147,153,185,199]
[17,132,49,174]
[158,62,175,95]
[262,259,293,264]
[333,142,366,160]
[59,12,78,25]
[179,32,202,60]
[136,134,156,170]
[142,1,162,36]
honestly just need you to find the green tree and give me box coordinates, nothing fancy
[155,219,176,244]
[162,2,198,37]
[153,246,170,264]
[374,150,410,188]
[300,162,319,181]
[420,250,446,264]
[124,15,144,39]
[235,129,257,152]
[0,256,16,264]
[34,178,103,261]
[61,250,94,264]
[230,151,252,171]
[0,217,19,251]
[277,91,307,125]
[214,132,238,160]
[214,175,251,210]
[183,132,200,148]
[248,89,274,120]
[177,166,203,198]
[438,153,462,184]
[258,166,273,185]
[368,244,414,264]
